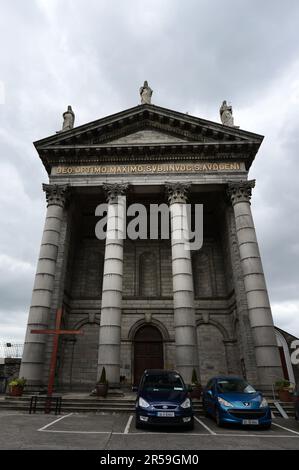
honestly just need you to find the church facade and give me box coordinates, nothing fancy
[20,94,283,392]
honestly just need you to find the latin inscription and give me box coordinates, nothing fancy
[53,161,242,175]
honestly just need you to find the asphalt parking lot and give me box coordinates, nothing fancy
[0,411,299,450]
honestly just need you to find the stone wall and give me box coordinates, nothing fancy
[0,358,21,393]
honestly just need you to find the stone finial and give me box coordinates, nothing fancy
[139,80,153,104]
[220,100,236,127]
[165,182,191,204]
[62,105,75,131]
[42,184,69,207]
[227,180,256,205]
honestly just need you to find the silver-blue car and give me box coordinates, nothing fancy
[202,376,272,429]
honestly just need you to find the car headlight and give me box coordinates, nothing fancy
[218,397,233,407]
[139,397,150,408]
[260,398,268,408]
[181,398,191,409]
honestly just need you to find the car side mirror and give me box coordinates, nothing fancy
[132,386,138,392]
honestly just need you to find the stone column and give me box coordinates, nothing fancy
[97,183,128,387]
[166,183,199,384]
[19,184,69,389]
[227,180,282,389]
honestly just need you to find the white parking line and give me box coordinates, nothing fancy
[272,422,299,435]
[40,430,111,434]
[211,433,299,438]
[38,413,73,431]
[194,416,216,435]
[120,431,299,438]
[124,415,133,434]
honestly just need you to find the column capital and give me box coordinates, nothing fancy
[103,183,129,202]
[165,182,191,204]
[42,184,69,208]
[227,180,255,205]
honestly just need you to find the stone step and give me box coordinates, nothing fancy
[4,397,136,404]
[0,397,294,416]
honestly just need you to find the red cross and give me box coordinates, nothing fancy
[31,308,83,396]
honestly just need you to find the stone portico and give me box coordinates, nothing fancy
[20,102,282,392]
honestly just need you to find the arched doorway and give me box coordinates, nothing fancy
[134,325,163,385]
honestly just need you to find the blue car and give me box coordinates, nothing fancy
[133,369,194,430]
[202,376,272,429]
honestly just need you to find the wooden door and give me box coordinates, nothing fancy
[134,325,163,385]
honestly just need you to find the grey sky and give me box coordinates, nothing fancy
[0,0,299,342]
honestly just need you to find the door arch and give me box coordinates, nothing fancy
[133,325,163,385]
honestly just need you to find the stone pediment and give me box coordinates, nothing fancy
[105,129,189,144]
[34,104,263,173]
[35,104,263,148]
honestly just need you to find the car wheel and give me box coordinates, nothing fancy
[135,418,144,430]
[202,401,209,417]
[260,424,271,430]
[185,418,194,431]
[215,409,223,427]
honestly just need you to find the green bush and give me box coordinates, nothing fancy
[8,377,26,387]
[275,379,291,390]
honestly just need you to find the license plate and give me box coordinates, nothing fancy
[157,412,175,417]
[242,419,259,425]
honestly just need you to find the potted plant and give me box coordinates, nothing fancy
[190,369,202,399]
[8,377,26,397]
[275,380,294,402]
[96,367,109,397]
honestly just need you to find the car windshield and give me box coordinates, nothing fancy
[217,379,256,394]
[143,373,185,391]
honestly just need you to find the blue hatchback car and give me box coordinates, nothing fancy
[202,376,272,429]
[134,369,194,430]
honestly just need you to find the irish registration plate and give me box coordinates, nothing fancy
[242,419,259,425]
[157,412,175,417]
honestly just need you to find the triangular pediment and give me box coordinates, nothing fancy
[35,104,263,149]
[34,104,263,174]
[105,129,190,144]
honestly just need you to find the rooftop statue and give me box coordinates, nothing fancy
[220,100,235,127]
[139,81,153,104]
[62,105,75,131]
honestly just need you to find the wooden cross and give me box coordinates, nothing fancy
[31,308,83,397]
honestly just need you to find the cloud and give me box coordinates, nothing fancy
[0,0,298,344]
[272,301,299,338]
